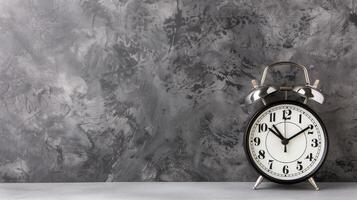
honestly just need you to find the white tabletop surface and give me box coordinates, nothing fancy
[0,182,355,200]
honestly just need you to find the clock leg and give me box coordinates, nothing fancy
[308,177,319,191]
[253,175,264,190]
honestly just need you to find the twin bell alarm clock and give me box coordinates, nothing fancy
[244,61,328,190]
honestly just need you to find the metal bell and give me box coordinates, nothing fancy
[293,80,324,104]
[245,80,278,105]
[245,61,325,105]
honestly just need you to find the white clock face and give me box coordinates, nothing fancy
[246,102,327,182]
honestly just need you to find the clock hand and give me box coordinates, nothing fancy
[268,126,285,140]
[272,125,285,139]
[271,124,288,153]
[284,118,286,140]
[284,119,287,152]
[287,125,312,141]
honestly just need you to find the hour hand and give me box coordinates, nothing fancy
[272,125,285,139]
[268,125,285,140]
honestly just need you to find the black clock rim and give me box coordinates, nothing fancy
[244,100,329,184]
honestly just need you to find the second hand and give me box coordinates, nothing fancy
[284,118,287,153]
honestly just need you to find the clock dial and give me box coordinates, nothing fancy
[245,101,328,183]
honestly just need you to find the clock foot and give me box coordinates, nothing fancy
[308,177,319,191]
[253,176,264,190]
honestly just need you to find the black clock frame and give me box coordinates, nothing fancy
[244,100,329,184]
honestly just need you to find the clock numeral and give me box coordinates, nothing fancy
[258,150,265,159]
[296,161,303,171]
[307,125,314,134]
[299,114,302,123]
[258,123,268,133]
[283,109,292,120]
[268,160,273,170]
[269,112,276,122]
[282,165,289,174]
[305,153,313,161]
[311,138,318,147]
[253,137,261,146]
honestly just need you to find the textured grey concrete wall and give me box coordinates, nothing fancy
[0,0,356,182]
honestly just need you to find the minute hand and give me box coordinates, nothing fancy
[287,126,310,141]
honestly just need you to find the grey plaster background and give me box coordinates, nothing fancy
[0,0,356,182]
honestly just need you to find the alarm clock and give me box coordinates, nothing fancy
[244,61,328,190]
